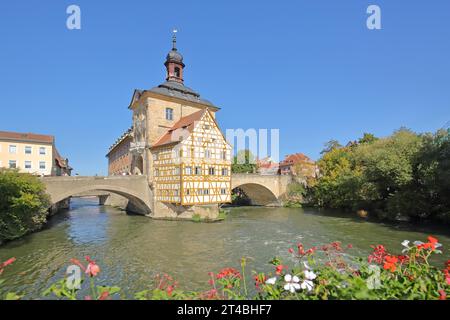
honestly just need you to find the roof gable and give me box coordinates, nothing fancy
[151,109,207,148]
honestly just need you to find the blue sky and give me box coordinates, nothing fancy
[0,1,449,175]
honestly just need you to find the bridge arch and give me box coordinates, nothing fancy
[52,185,151,214]
[42,176,153,215]
[231,174,292,207]
[232,183,280,206]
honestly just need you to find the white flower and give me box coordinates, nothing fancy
[283,274,301,293]
[300,280,314,292]
[303,261,311,270]
[413,241,424,246]
[299,270,317,292]
[401,240,411,253]
[265,277,277,285]
[304,270,317,280]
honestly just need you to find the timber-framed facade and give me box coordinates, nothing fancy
[152,109,231,205]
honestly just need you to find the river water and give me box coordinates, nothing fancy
[1,198,449,299]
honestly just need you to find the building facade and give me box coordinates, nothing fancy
[279,153,317,180]
[0,131,71,176]
[106,128,133,175]
[106,34,232,215]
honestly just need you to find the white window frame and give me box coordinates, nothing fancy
[165,108,174,121]
[25,146,32,155]
[39,147,46,155]
[9,145,17,154]
[24,161,32,169]
[39,161,46,170]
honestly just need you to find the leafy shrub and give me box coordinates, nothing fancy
[0,169,50,243]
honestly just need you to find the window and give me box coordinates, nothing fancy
[195,166,202,175]
[221,151,227,160]
[25,161,32,169]
[208,167,215,175]
[203,189,209,195]
[185,166,192,175]
[174,67,180,78]
[174,189,179,196]
[25,146,32,154]
[39,161,46,170]
[185,189,190,195]
[165,108,173,121]
[221,188,227,195]
[9,145,17,154]
[153,153,158,161]
[154,169,159,177]
[9,160,17,169]
[221,168,229,176]
[205,150,211,159]
[39,147,46,155]
[174,167,180,175]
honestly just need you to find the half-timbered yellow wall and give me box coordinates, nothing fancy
[153,110,231,205]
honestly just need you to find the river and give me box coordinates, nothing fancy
[0,198,449,299]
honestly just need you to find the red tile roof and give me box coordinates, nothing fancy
[280,153,313,166]
[0,130,54,144]
[151,109,207,148]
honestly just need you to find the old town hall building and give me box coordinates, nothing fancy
[107,34,232,217]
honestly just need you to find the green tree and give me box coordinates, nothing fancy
[231,149,256,174]
[0,169,50,243]
[321,140,342,155]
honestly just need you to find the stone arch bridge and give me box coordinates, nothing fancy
[42,174,292,216]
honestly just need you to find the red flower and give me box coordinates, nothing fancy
[99,291,110,300]
[417,236,439,251]
[347,244,353,249]
[428,236,438,244]
[254,274,267,289]
[166,285,174,296]
[383,255,398,272]
[288,248,294,254]
[275,265,286,275]
[331,242,342,251]
[439,290,446,300]
[297,243,305,255]
[84,256,100,277]
[368,245,387,264]
[1,257,16,268]
[216,267,241,280]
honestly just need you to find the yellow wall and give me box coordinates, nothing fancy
[0,140,53,175]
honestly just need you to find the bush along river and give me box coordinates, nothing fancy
[0,198,449,299]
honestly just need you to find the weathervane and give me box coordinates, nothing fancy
[172,28,178,50]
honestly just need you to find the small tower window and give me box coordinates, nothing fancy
[166,108,173,121]
[174,67,181,78]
